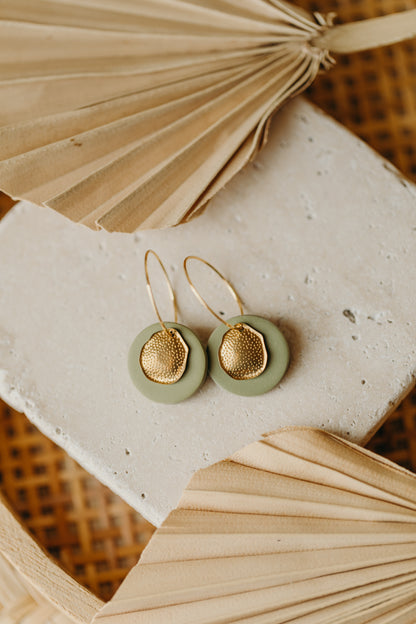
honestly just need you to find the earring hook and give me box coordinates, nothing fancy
[183,256,244,329]
[144,250,178,334]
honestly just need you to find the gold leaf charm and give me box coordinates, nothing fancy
[219,323,267,380]
[140,328,189,384]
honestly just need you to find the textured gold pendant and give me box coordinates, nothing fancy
[140,328,189,384]
[219,323,267,380]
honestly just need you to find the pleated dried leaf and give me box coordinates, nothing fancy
[94,428,416,623]
[0,2,415,232]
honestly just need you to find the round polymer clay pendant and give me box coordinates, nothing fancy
[207,315,289,396]
[129,322,207,404]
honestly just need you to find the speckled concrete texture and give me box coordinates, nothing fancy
[1,99,415,526]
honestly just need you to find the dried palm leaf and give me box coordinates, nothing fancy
[0,491,102,623]
[94,428,416,624]
[0,552,75,624]
[0,1,416,232]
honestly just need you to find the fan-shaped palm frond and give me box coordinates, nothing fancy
[0,1,415,231]
[95,428,416,623]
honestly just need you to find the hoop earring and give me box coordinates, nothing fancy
[184,256,289,397]
[128,250,207,404]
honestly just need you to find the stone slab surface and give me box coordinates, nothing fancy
[1,99,416,526]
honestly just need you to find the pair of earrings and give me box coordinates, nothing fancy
[128,250,290,404]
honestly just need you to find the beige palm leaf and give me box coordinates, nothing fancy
[0,1,415,232]
[94,428,416,624]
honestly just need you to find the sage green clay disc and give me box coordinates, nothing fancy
[128,322,207,404]
[207,315,289,397]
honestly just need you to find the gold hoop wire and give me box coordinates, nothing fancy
[144,250,178,333]
[183,256,244,329]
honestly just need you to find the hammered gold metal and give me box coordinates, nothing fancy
[140,328,189,384]
[219,323,267,380]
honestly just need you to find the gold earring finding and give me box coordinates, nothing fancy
[183,256,244,330]
[144,249,178,334]
[183,256,268,381]
[140,250,189,384]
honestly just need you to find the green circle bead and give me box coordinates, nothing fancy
[128,322,207,404]
[207,315,289,397]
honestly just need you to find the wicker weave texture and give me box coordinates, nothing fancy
[367,389,416,471]
[300,0,416,182]
[0,402,155,603]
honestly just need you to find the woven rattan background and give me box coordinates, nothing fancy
[0,401,155,602]
[1,0,416,606]
[301,0,416,181]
